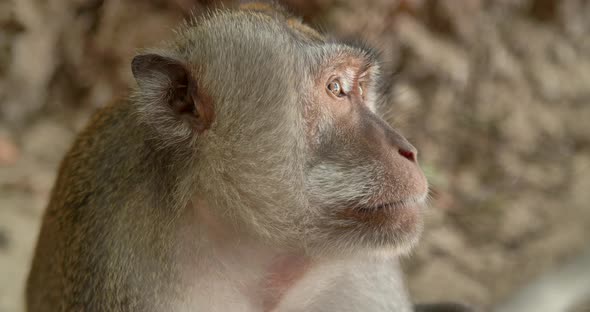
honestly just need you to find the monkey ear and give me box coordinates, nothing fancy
[131,53,214,133]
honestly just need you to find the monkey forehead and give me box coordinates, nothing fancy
[171,10,381,106]
[304,44,380,77]
[175,10,377,76]
[176,11,305,62]
[174,11,309,91]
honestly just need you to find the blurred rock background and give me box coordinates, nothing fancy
[1,0,589,311]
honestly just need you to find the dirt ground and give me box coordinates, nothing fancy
[1,0,590,311]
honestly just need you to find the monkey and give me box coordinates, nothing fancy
[26,3,473,312]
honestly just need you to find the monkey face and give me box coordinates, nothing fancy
[302,50,428,256]
[131,9,426,257]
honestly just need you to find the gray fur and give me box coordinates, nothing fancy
[26,7,467,312]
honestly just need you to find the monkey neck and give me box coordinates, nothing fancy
[260,254,310,311]
[173,199,312,310]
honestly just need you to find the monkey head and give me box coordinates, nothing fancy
[130,7,428,258]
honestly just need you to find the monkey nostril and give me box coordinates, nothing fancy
[398,148,416,162]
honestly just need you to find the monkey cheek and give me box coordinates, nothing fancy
[304,160,427,253]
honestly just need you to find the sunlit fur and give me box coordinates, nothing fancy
[27,6,428,312]
[132,10,425,256]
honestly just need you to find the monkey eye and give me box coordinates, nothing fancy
[327,79,346,98]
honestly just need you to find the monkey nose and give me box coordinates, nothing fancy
[398,148,416,162]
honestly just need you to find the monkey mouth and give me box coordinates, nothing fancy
[336,193,427,225]
[355,195,426,214]
[357,202,404,213]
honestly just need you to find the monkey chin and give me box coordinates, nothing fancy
[306,195,426,259]
[354,195,426,254]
